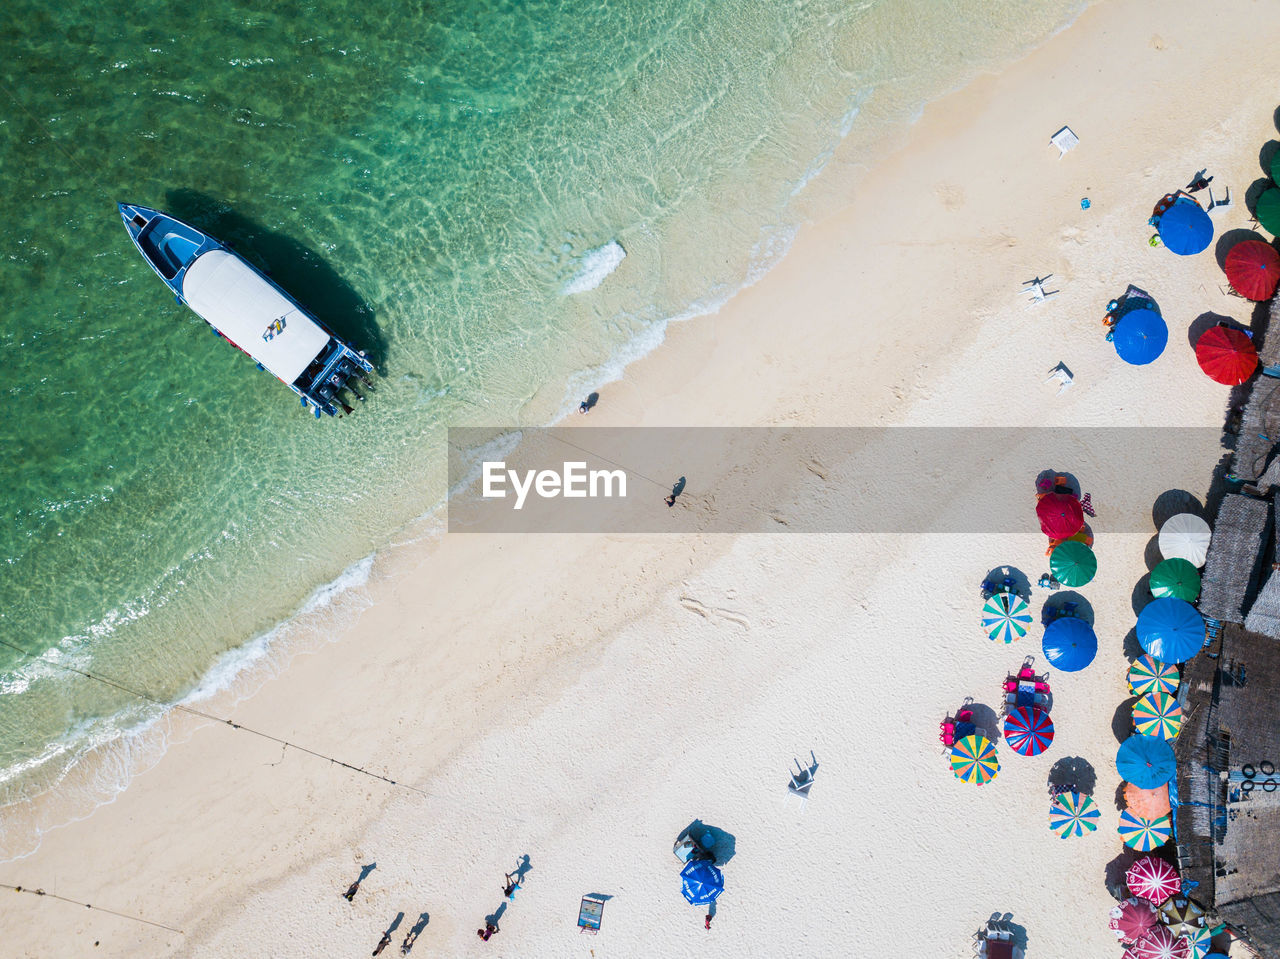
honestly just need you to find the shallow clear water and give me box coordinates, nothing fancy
[0,0,1084,850]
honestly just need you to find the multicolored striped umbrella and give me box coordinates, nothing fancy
[950,734,999,784]
[1127,924,1190,959]
[1159,896,1207,939]
[1126,855,1180,905]
[1050,540,1097,587]
[1183,924,1214,959]
[1133,691,1183,740]
[1128,655,1180,698]
[981,592,1033,644]
[1119,810,1173,851]
[1150,559,1202,602]
[1110,897,1160,944]
[1004,706,1055,756]
[1049,790,1099,838]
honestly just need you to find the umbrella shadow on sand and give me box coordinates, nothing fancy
[1122,627,1145,661]
[1111,697,1138,745]
[1048,756,1097,796]
[678,821,736,867]
[1104,849,1143,900]
[1187,310,1243,348]
[1151,490,1205,530]
[1130,576,1153,617]
[983,566,1031,600]
[1213,229,1269,272]
[1042,591,1094,627]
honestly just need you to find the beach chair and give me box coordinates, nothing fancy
[577,895,605,935]
[1206,185,1232,216]
[787,751,818,808]
[1049,126,1078,158]
[940,717,957,749]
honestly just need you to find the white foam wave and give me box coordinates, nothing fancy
[561,241,626,295]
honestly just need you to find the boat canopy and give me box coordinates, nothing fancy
[181,250,331,385]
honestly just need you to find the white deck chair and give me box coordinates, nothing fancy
[1049,126,1079,158]
[1206,185,1232,216]
[786,752,818,809]
[1045,363,1073,396]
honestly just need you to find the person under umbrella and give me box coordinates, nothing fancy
[680,859,724,907]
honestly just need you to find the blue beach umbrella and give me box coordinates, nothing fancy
[1113,308,1168,365]
[1116,734,1177,789]
[1158,199,1213,255]
[1137,597,1205,664]
[680,859,724,905]
[1042,616,1098,672]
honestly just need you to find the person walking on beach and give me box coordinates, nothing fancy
[1186,169,1213,193]
[373,931,392,956]
[477,922,499,941]
[343,881,361,902]
[503,873,521,899]
[705,913,713,931]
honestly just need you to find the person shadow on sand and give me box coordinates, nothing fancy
[665,476,687,508]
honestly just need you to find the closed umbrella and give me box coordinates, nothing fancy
[1049,790,1099,838]
[1126,854,1181,905]
[1050,540,1097,587]
[1160,896,1206,939]
[1037,492,1084,538]
[1195,326,1258,385]
[1118,810,1173,851]
[1149,559,1202,602]
[680,859,723,905]
[1158,200,1213,255]
[1128,655,1180,698]
[1138,598,1205,664]
[1043,616,1098,672]
[951,734,999,784]
[1111,897,1160,944]
[1223,241,1280,301]
[1003,706,1054,756]
[1114,308,1169,365]
[1124,782,1172,819]
[1128,925,1191,959]
[1159,514,1211,567]
[1133,691,1183,740]
[1256,188,1280,237]
[1117,735,1177,788]
[982,592,1033,644]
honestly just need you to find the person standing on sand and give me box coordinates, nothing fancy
[705,913,713,930]
[344,881,361,902]
[373,930,392,955]
[503,873,521,898]
[477,922,499,941]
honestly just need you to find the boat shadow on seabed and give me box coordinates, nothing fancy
[165,188,388,369]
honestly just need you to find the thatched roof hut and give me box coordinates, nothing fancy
[1231,376,1280,483]
[1199,494,1271,624]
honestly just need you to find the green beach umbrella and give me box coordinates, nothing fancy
[1272,149,1280,188]
[1257,188,1280,237]
[1133,691,1183,741]
[981,592,1033,644]
[1048,790,1099,838]
[1150,558,1201,602]
[1049,540,1097,587]
[1128,654,1180,698]
[1118,809,1172,851]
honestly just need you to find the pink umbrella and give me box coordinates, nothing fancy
[1127,925,1191,959]
[1126,855,1180,905]
[1110,897,1160,944]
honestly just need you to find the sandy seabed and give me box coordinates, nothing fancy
[8,1,1280,956]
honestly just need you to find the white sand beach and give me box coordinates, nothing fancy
[9,1,1280,956]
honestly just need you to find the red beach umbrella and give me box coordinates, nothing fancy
[1224,240,1280,301]
[1110,897,1160,944]
[1037,492,1084,538]
[1126,855,1180,905]
[1127,924,1191,959]
[1195,327,1258,386]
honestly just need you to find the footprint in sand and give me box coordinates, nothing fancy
[935,182,965,211]
[679,596,750,629]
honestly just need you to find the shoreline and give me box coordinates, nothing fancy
[6,1,1280,955]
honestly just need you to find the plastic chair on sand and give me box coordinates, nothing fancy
[940,717,958,749]
[974,919,1022,959]
[577,895,605,935]
[787,751,818,808]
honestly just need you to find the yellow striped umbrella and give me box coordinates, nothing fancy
[1128,655,1180,698]
[1118,810,1172,851]
[950,735,999,784]
[1133,691,1183,740]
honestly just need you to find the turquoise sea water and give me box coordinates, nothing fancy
[0,0,1084,853]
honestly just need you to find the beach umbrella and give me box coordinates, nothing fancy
[1183,924,1214,959]
[1113,308,1169,365]
[1128,925,1191,959]
[1042,616,1098,672]
[1138,597,1205,664]
[1160,896,1206,938]
[1133,691,1184,741]
[1003,706,1054,756]
[680,859,723,905]
[1149,559,1202,602]
[1049,790,1099,838]
[1157,200,1213,256]
[1126,855,1181,905]
[950,734,999,784]
[1037,492,1084,538]
[1050,540,1097,587]
[1223,242,1280,302]
[1119,810,1173,851]
[1111,897,1160,944]
[982,592,1033,644]
[1195,326,1258,385]
[1256,188,1280,236]
[1117,735,1177,789]
[1128,655,1180,698]
[1124,782,1172,818]
[1159,514,1211,567]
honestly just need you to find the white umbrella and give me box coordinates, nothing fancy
[1159,513,1211,567]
